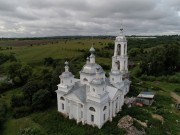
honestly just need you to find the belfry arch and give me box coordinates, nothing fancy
[117,44,121,55]
[116,61,120,70]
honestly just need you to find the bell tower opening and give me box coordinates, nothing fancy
[116,61,120,70]
[117,44,121,55]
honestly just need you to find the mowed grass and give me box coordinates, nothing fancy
[0,38,113,64]
[146,81,180,96]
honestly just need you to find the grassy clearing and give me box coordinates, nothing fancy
[3,117,46,135]
[0,39,112,64]
[145,81,180,96]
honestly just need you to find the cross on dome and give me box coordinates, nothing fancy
[64,61,69,72]
[119,27,124,36]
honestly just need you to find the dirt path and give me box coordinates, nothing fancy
[152,114,164,124]
[171,92,180,103]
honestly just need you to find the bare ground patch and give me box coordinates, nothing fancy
[171,92,180,103]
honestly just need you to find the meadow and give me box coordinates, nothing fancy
[0,38,112,64]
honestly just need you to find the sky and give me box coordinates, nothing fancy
[0,0,180,37]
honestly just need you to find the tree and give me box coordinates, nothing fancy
[51,66,63,96]
[0,103,7,129]
[32,89,51,110]
[44,57,54,66]
[11,95,25,108]
[22,80,39,105]
[139,45,179,75]
[8,62,32,85]
[164,45,179,72]
[128,48,141,59]
[0,53,9,65]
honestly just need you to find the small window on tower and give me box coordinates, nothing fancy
[112,78,114,81]
[62,103,64,110]
[61,80,63,83]
[103,106,107,111]
[71,80,72,83]
[91,115,94,122]
[93,88,95,92]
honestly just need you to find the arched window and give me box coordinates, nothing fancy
[89,107,96,112]
[62,103,64,110]
[117,44,121,55]
[93,88,95,92]
[60,97,65,100]
[103,106,107,111]
[124,44,126,55]
[116,60,120,70]
[71,80,72,83]
[61,80,63,83]
[112,78,114,81]
[83,78,88,82]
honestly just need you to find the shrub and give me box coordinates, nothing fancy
[13,106,31,118]
[32,89,51,110]
[140,75,148,81]
[119,107,151,122]
[0,103,7,129]
[168,76,180,83]
[0,81,13,93]
[20,127,44,135]
[174,88,180,93]
[11,95,25,108]
[151,86,162,91]
[132,66,142,77]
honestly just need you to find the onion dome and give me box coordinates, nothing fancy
[81,63,104,75]
[59,61,74,78]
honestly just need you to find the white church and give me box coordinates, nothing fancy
[56,28,131,128]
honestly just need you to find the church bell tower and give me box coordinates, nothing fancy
[111,28,128,79]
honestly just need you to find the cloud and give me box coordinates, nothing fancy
[0,0,179,37]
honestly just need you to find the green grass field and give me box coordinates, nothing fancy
[0,39,112,64]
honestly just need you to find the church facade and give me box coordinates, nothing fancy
[56,29,131,128]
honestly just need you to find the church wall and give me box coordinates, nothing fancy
[57,94,66,113]
[71,101,78,119]
[57,94,61,112]
[86,103,100,127]
[120,94,124,108]
[60,77,74,86]
[100,102,109,126]
[109,74,122,84]
[80,73,95,85]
